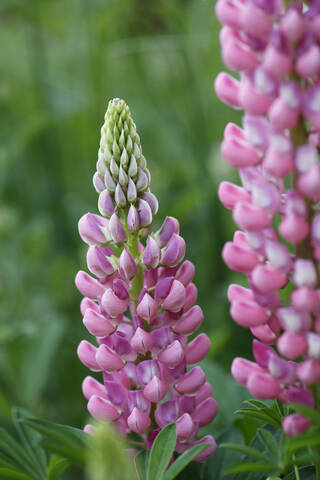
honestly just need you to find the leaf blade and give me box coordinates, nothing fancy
[147,424,177,480]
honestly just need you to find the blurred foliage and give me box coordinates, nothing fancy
[0,0,253,477]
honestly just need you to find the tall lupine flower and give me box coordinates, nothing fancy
[215,0,320,436]
[76,99,217,461]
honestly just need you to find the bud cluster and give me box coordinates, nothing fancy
[76,100,217,461]
[94,98,158,238]
[215,0,320,436]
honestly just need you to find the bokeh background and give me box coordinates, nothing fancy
[0,0,252,476]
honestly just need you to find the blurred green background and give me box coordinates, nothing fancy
[0,0,252,472]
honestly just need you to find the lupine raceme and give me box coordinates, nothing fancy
[75,98,217,461]
[215,0,320,436]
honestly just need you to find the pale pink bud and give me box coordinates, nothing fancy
[218,181,251,210]
[277,307,310,333]
[87,246,114,277]
[183,283,198,312]
[297,360,320,385]
[161,234,186,267]
[296,43,320,79]
[185,333,210,364]
[222,242,259,273]
[193,435,217,462]
[195,382,214,405]
[83,309,115,337]
[223,38,259,72]
[281,6,305,43]
[228,284,254,302]
[262,32,292,78]
[231,357,262,386]
[142,191,159,215]
[277,332,307,359]
[137,360,161,386]
[162,280,186,312]
[80,297,99,316]
[293,259,317,288]
[214,72,241,108]
[230,299,268,328]
[221,135,260,168]
[312,215,320,244]
[143,376,167,403]
[291,287,319,313]
[109,213,126,242]
[239,75,273,116]
[82,376,108,400]
[265,241,292,273]
[127,408,151,434]
[269,98,299,131]
[96,344,125,372]
[251,321,278,345]
[78,213,108,245]
[143,236,161,268]
[174,305,204,335]
[84,424,95,435]
[98,190,115,217]
[118,249,137,281]
[251,264,287,294]
[158,216,180,248]
[241,3,272,36]
[127,205,140,231]
[175,260,195,286]
[176,413,194,441]
[77,340,101,371]
[158,340,184,368]
[282,414,310,437]
[279,215,309,244]
[137,292,158,323]
[307,332,320,360]
[130,327,154,354]
[155,400,179,427]
[112,279,129,300]
[176,366,206,394]
[233,201,271,231]
[253,340,276,369]
[75,271,105,299]
[264,148,293,178]
[246,371,281,399]
[88,395,120,421]
[215,0,244,29]
[192,397,218,427]
[138,198,153,227]
[101,288,127,317]
[304,85,320,130]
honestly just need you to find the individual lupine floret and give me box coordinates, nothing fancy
[215,0,320,437]
[75,99,217,462]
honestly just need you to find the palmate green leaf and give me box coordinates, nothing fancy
[146,423,177,480]
[257,429,279,460]
[203,427,243,480]
[21,418,89,449]
[46,455,70,480]
[235,408,281,427]
[286,466,316,480]
[221,442,273,464]
[289,403,320,426]
[225,461,276,474]
[0,428,37,478]
[0,468,36,480]
[163,443,210,480]
[12,408,47,480]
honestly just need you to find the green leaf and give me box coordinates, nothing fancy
[163,443,210,480]
[40,440,85,467]
[203,428,243,480]
[221,442,272,464]
[235,408,281,427]
[0,428,36,477]
[46,455,70,480]
[243,400,271,410]
[21,418,88,449]
[258,429,279,460]
[0,468,36,480]
[225,461,275,474]
[12,408,47,479]
[134,450,148,480]
[146,423,177,480]
[289,404,320,427]
[287,430,320,453]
